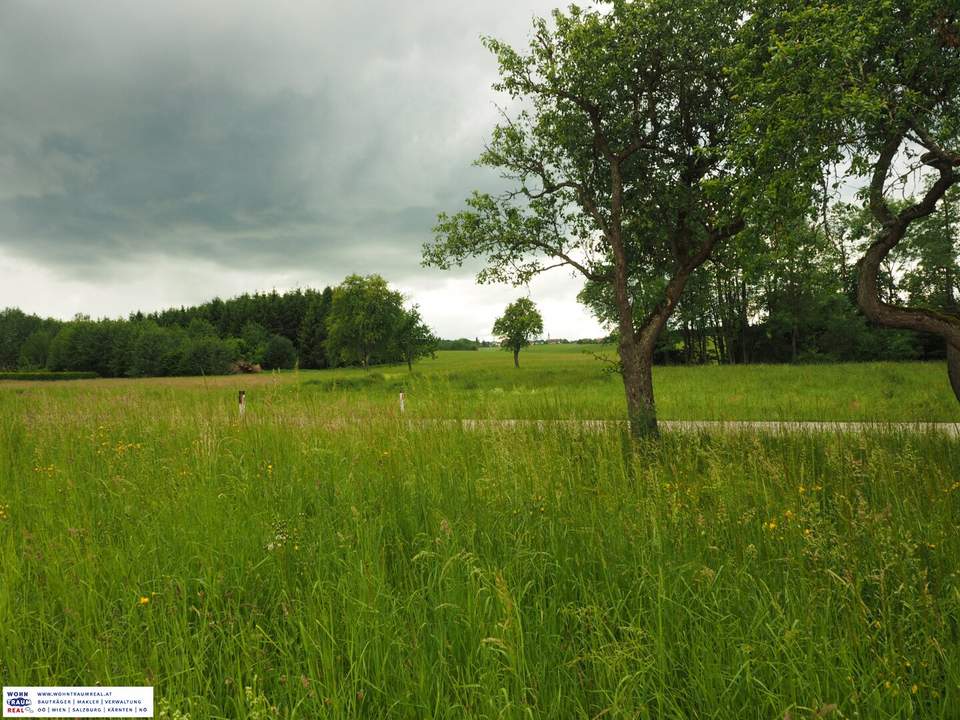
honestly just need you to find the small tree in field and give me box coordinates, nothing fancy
[493,298,543,368]
[393,306,438,371]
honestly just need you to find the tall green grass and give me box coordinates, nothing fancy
[3,349,956,422]
[1,358,958,718]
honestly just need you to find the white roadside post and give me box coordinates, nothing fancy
[238,390,246,418]
[399,391,405,414]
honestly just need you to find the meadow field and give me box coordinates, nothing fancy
[1,348,959,718]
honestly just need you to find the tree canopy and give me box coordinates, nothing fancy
[734,0,960,395]
[426,0,748,436]
[492,298,544,367]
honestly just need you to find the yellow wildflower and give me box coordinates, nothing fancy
[138,596,150,606]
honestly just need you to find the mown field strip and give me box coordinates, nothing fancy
[407,418,960,435]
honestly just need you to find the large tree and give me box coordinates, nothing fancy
[325,274,405,369]
[736,0,960,397]
[493,297,544,368]
[424,0,745,437]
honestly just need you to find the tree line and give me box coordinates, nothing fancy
[425,0,960,437]
[0,274,436,376]
[579,195,957,365]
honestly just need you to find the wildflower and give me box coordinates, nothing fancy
[783,510,794,520]
[0,504,8,521]
[138,596,150,606]
[765,520,777,531]
[911,684,918,694]
[798,485,806,495]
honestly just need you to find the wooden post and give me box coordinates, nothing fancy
[238,390,246,418]
[399,391,405,414]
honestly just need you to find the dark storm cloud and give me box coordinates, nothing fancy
[0,0,557,281]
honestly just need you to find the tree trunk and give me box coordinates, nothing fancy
[618,336,657,438]
[407,356,412,372]
[856,134,960,403]
[513,348,519,368]
[948,343,960,404]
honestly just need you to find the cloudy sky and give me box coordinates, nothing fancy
[0,0,606,340]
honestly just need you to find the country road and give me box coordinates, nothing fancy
[404,418,960,435]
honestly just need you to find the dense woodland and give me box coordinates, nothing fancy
[0,192,954,377]
[0,275,436,376]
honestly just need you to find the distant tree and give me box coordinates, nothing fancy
[326,274,405,368]
[298,287,333,369]
[129,322,185,377]
[0,308,42,370]
[262,334,297,370]
[177,335,233,376]
[240,321,270,365]
[493,298,543,368]
[437,338,480,351]
[901,185,960,318]
[393,306,438,371]
[17,329,53,370]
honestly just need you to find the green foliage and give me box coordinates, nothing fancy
[128,322,186,377]
[436,338,481,351]
[261,334,297,371]
[733,0,960,211]
[492,298,544,363]
[731,0,960,369]
[298,286,333,369]
[393,306,438,370]
[901,185,960,314]
[426,0,746,289]
[325,274,436,370]
[176,335,234,376]
[240,321,271,365]
[17,329,55,370]
[0,308,48,370]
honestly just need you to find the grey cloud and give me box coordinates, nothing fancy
[0,0,561,289]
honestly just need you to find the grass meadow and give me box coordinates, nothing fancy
[1,347,959,718]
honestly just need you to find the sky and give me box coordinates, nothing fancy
[0,0,607,340]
